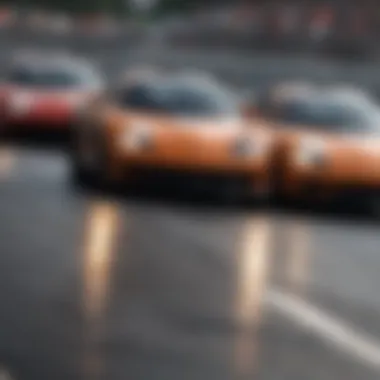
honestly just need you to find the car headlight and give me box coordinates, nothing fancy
[295,138,327,167]
[122,126,153,151]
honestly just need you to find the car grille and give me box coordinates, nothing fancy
[129,166,251,193]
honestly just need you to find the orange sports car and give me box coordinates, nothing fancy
[0,51,104,135]
[257,84,380,210]
[69,71,274,201]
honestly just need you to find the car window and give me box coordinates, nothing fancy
[116,78,239,117]
[270,96,380,133]
[8,64,101,89]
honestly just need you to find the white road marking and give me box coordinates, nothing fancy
[241,213,380,372]
[234,215,272,376]
[266,289,380,371]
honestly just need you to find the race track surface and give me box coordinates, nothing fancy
[0,34,380,379]
[0,140,379,380]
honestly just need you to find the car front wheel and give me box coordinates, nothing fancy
[70,124,111,190]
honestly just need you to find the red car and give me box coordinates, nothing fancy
[0,52,104,135]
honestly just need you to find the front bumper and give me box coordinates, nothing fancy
[115,145,270,171]
[4,108,74,130]
[282,149,380,203]
[108,133,273,198]
[283,171,380,206]
[115,163,271,199]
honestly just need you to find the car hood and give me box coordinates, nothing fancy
[5,87,93,105]
[266,120,380,150]
[114,112,270,141]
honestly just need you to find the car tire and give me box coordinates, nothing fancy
[70,124,111,191]
[246,183,274,210]
[221,183,243,206]
[0,118,10,139]
[366,195,380,220]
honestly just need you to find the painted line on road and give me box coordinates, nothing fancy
[270,217,380,371]
[82,199,121,379]
[266,289,380,371]
[238,213,380,373]
[234,215,272,377]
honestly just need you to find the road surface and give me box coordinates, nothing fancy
[0,140,379,380]
[0,33,379,379]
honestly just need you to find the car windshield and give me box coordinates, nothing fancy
[8,64,100,89]
[117,78,239,117]
[271,96,380,134]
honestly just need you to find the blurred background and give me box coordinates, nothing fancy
[1,0,379,94]
[2,2,380,380]
[1,0,379,58]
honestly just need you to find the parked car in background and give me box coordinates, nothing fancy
[0,51,104,136]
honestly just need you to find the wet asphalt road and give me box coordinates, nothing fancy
[0,141,380,380]
[1,31,380,379]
